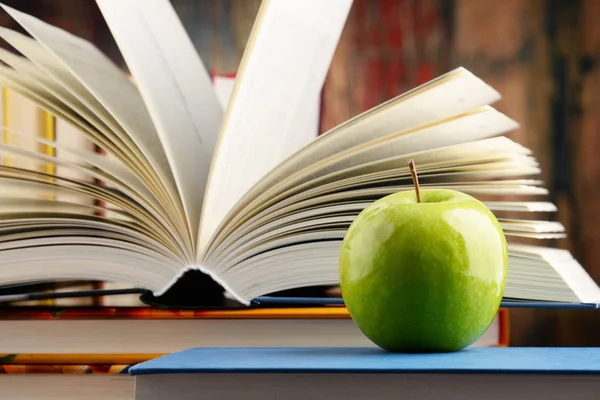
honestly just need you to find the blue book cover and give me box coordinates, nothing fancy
[130,347,600,376]
[252,296,600,309]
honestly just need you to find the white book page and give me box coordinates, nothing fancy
[255,106,519,203]
[212,76,236,111]
[207,113,521,255]
[54,117,96,207]
[95,0,223,248]
[1,89,44,171]
[266,136,531,199]
[204,68,504,257]
[0,26,124,136]
[0,24,188,242]
[217,239,593,304]
[0,6,188,242]
[217,213,565,270]
[0,65,126,161]
[213,180,548,257]
[211,174,547,266]
[237,69,488,195]
[0,171,183,255]
[0,198,115,222]
[0,27,157,177]
[0,56,181,223]
[0,47,124,154]
[211,199,559,264]
[199,0,352,256]
[220,213,564,267]
[0,141,154,213]
[213,73,322,162]
[0,245,179,294]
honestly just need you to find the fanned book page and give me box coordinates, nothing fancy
[0,0,598,308]
[198,0,353,255]
[95,0,223,250]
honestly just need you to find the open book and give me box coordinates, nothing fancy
[0,0,598,308]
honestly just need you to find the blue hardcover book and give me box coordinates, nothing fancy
[252,296,600,309]
[131,347,600,400]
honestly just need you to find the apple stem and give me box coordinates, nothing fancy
[409,159,422,203]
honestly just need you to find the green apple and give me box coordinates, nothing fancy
[339,161,507,353]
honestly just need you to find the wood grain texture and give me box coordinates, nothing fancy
[454,0,600,346]
[453,0,557,346]
[321,0,452,132]
[551,0,600,346]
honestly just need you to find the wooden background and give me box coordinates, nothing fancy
[2,0,600,346]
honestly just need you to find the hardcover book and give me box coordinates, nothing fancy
[129,347,600,400]
[0,363,133,400]
[0,306,414,354]
[0,0,598,308]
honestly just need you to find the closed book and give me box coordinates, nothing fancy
[0,306,508,354]
[131,347,600,400]
[0,365,132,400]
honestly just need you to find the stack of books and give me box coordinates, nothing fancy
[0,0,597,398]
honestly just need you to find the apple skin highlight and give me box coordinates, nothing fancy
[339,188,508,353]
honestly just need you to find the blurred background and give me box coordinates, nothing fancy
[1,0,599,348]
